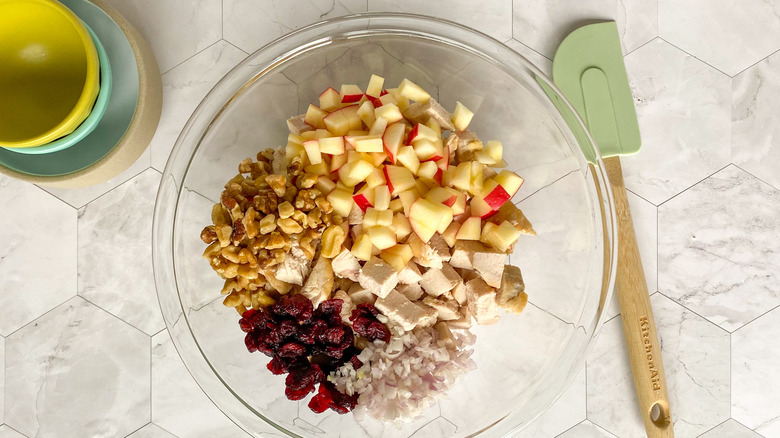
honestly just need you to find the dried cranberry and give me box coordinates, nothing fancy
[239,309,258,332]
[352,317,371,335]
[285,384,315,401]
[278,342,306,358]
[366,321,391,342]
[266,356,288,375]
[277,319,299,338]
[285,294,314,322]
[308,392,330,413]
[297,330,316,345]
[257,341,275,357]
[322,327,345,345]
[318,299,343,316]
[350,355,363,369]
[352,304,379,319]
[266,330,285,346]
[244,333,259,353]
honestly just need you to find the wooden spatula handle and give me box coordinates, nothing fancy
[604,156,674,438]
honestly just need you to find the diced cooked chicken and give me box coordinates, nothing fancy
[286,114,313,135]
[350,223,363,242]
[348,283,376,305]
[466,278,500,325]
[397,282,424,301]
[447,306,473,329]
[348,203,364,225]
[492,203,536,235]
[333,290,355,324]
[402,98,455,131]
[445,133,459,155]
[274,244,311,286]
[300,256,334,308]
[331,248,361,281]
[397,262,423,284]
[408,233,450,269]
[496,265,525,305]
[455,130,478,148]
[448,241,482,269]
[420,263,460,297]
[358,257,399,298]
[260,269,293,294]
[448,242,507,287]
[375,290,438,331]
[272,147,287,175]
[422,296,460,321]
[335,276,353,292]
[451,281,468,305]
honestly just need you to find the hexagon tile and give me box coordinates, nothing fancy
[78,169,164,336]
[100,0,222,73]
[659,0,780,76]
[557,420,618,438]
[151,40,248,171]
[733,50,780,191]
[223,0,366,54]
[127,423,178,438]
[151,331,250,437]
[659,165,780,332]
[700,419,765,438]
[620,38,732,206]
[733,307,780,437]
[516,367,585,438]
[0,426,26,438]
[0,176,77,337]
[587,294,730,437]
[4,296,150,438]
[513,0,657,58]
[0,335,4,425]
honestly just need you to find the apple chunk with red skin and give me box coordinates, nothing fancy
[494,169,524,197]
[319,87,341,111]
[382,123,405,163]
[455,216,481,240]
[340,84,364,103]
[383,165,416,195]
[408,198,453,242]
[353,186,375,212]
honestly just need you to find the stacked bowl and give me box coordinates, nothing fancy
[0,0,161,188]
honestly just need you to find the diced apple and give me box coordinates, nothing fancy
[340,84,363,103]
[375,103,404,124]
[456,216,481,240]
[369,152,387,166]
[392,213,411,240]
[327,188,354,217]
[442,166,456,187]
[288,133,303,145]
[398,78,430,103]
[380,244,413,271]
[382,123,405,163]
[304,104,328,129]
[366,74,384,98]
[450,192,466,215]
[383,165,416,195]
[304,162,329,176]
[341,105,363,131]
[378,93,398,106]
[485,140,503,161]
[480,221,497,244]
[470,195,497,219]
[357,100,376,128]
[425,118,441,137]
[353,186,375,212]
[319,87,341,111]
[413,138,443,161]
[483,220,521,252]
[367,226,396,250]
[440,222,460,247]
[351,234,374,261]
[481,179,511,210]
[434,168,443,186]
[354,135,384,153]
[330,153,348,173]
[338,159,375,187]
[493,158,508,168]
[452,101,474,131]
[406,123,438,145]
[323,109,350,136]
[396,146,420,174]
[369,117,388,137]
[397,190,418,216]
[302,140,322,165]
[450,162,471,191]
[386,88,410,111]
[416,161,439,180]
[470,161,484,195]
[365,168,386,188]
[373,184,391,210]
[436,145,450,170]
[285,142,305,164]
[317,136,345,155]
[475,149,498,165]
[494,169,524,198]
[316,176,336,194]
[364,208,393,227]
[389,198,403,213]
[425,187,452,205]
[408,198,453,242]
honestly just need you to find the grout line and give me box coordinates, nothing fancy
[731,46,780,78]
[506,37,554,63]
[654,291,730,335]
[161,39,222,76]
[624,36,657,58]
[77,166,153,210]
[222,38,250,56]
[656,163,732,208]
[79,294,155,337]
[3,424,30,437]
[731,303,780,334]
[729,330,732,423]
[732,163,780,193]
[123,422,149,437]
[33,184,83,211]
[3,295,81,339]
[657,37,733,78]
[625,186,659,208]
[516,170,578,204]
[149,335,153,425]
[156,423,181,437]
[697,417,729,437]
[554,419,585,437]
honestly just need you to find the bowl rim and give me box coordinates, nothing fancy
[0,0,101,148]
[153,11,618,437]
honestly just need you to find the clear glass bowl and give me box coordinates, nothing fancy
[153,13,616,437]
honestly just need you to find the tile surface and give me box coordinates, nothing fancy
[733,50,780,191]
[658,166,780,332]
[4,297,150,438]
[0,336,4,425]
[151,331,250,438]
[78,169,164,335]
[127,423,179,438]
[512,0,657,58]
[732,307,780,437]
[659,0,780,76]
[700,419,765,438]
[587,294,730,438]
[621,39,732,205]
[101,0,223,73]
[151,41,248,171]
[0,176,77,336]
[516,367,586,438]
[557,420,617,438]
[223,0,366,53]
[0,426,27,438]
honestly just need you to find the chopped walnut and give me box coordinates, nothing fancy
[238,158,253,173]
[297,173,318,189]
[211,203,231,226]
[277,201,294,219]
[264,232,287,250]
[315,198,332,214]
[253,192,278,215]
[200,226,217,244]
[265,174,287,197]
[278,217,303,234]
[222,197,243,221]
[215,224,233,247]
[258,213,277,234]
[321,225,346,258]
[242,208,259,239]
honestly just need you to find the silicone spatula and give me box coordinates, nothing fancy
[551,21,674,438]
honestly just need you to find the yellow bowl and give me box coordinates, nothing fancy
[0,0,100,148]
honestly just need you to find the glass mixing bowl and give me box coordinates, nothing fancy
[153,13,616,437]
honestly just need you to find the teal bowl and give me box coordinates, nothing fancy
[3,23,112,155]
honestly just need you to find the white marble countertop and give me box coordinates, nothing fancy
[2,1,779,437]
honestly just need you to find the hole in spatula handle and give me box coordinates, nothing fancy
[650,400,671,427]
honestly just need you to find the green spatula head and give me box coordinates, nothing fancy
[552,21,641,159]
